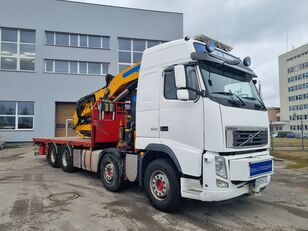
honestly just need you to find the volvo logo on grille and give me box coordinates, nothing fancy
[239,131,261,147]
[248,134,255,142]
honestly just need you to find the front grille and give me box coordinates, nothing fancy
[226,128,268,148]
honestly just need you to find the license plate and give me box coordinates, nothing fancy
[250,160,272,177]
[254,176,267,187]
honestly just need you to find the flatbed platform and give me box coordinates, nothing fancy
[33,137,92,148]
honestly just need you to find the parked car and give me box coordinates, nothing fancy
[277,131,296,138]
[286,132,297,138]
[295,133,308,138]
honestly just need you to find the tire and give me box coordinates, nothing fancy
[60,144,75,173]
[100,152,124,192]
[144,159,181,213]
[47,143,60,168]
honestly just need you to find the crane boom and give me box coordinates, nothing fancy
[73,62,141,137]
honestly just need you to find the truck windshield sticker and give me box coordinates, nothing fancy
[193,42,239,63]
[194,42,206,52]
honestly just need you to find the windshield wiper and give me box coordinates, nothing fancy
[232,93,245,106]
[211,91,245,106]
[211,91,233,96]
[243,96,266,109]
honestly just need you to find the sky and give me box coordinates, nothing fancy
[72,0,308,107]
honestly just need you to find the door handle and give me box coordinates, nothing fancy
[160,126,168,132]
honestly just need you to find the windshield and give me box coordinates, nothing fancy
[199,61,266,111]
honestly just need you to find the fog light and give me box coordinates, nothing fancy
[216,179,229,188]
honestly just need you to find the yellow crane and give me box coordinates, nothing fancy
[73,62,141,137]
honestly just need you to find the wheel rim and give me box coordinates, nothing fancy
[62,150,69,167]
[150,170,170,200]
[104,162,114,182]
[50,149,56,163]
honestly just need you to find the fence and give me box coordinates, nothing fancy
[270,136,308,151]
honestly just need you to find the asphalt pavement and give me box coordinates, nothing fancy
[0,144,307,231]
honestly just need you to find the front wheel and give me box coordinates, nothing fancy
[144,159,181,212]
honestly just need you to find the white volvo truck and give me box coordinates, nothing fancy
[34,36,273,212]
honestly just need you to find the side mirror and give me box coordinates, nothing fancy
[253,79,257,85]
[174,65,187,88]
[177,89,190,101]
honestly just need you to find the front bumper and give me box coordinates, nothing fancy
[181,150,273,202]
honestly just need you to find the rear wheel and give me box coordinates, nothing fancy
[144,159,181,212]
[47,143,60,168]
[100,152,124,192]
[60,144,75,172]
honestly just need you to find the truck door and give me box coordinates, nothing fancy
[159,65,204,177]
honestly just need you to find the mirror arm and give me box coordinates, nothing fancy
[178,87,207,103]
[182,87,207,97]
[193,94,201,103]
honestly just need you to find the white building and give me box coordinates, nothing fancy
[278,43,308,133]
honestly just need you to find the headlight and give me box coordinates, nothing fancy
[215,156,227,179]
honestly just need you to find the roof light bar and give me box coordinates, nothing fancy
[194,34,233,52]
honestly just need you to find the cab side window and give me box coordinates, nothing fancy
[185,66,199,100]
[164,70,177,99]
[164,66,199,100]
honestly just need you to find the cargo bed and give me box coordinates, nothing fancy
[33,137,92,148]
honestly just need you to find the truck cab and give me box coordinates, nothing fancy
[135,38,272,208]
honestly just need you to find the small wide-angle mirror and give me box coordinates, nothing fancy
[177,89,190,100]
[174,65,187,88]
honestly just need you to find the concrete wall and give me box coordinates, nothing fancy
[0,0,183,141]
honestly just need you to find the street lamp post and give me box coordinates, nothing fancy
[270,120,273,151]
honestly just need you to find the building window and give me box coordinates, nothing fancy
[45,59,109,76]
[56,33,69,46]
[0,101,34,130]
[0,28,35,71]
[88,35,101,48]
[118,38,164,72]
[288,82,308,93]
[46,31,110,49]
[288,61,308,73]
